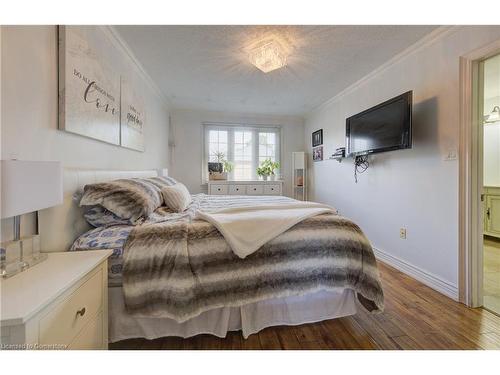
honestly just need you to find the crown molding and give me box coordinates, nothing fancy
[306,25,461,118]
[101,25,171,110]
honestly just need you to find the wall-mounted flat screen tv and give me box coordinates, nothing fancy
[346,91,412,156]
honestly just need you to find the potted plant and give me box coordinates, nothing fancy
[209,152,231,180]
[256,165,269,181]
[256,159,279,181]
[269,161,280,181]
[223,160,234,174]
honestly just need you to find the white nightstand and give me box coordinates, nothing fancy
[0,250,112,350]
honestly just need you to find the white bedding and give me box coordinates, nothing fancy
[108,287,357,341]
[196,201,335,258]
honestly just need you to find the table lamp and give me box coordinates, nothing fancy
[1,160,62,277]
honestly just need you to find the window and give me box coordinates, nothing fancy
[233,130,253,180]
[208,130,228,162]
[259,132,277,163]
[204,123,281,181]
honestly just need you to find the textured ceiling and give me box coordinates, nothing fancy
[114,25,438,116]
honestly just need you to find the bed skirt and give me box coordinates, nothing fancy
[108,287,357,342]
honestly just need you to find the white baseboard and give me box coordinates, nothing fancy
[373,247,459,301]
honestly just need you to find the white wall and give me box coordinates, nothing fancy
[170,109,304,197]
[305,26,500,297]
[0,26,170,241]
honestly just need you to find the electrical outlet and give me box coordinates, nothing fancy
[400,228,407,239]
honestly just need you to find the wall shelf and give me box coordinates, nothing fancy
[292,152,306,201]
[329,155,345,163]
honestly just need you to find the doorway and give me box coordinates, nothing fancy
[458,39,500,309]
[482,53,500,314]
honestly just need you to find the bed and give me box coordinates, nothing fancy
[39,169,383,342]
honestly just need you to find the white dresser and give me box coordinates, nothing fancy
[1,250,112,350]
[208,180,283,196]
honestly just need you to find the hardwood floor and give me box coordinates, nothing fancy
[109,262,500,350]
[484,236,500,314]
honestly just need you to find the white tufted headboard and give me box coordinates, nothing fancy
[38,168,159,253]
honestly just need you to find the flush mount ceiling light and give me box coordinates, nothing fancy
[248,39,288,73]
[484,106,500,124]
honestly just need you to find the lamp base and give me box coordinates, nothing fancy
[1,252,48,279]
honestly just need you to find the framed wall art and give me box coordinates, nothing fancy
[313,146,323,162]
[58,26,146,152]
[312,129,323,147]
[58,26,121,145]
[120,76,146,151]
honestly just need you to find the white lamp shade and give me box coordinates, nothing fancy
[1,160,63,219]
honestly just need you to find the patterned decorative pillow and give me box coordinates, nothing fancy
[70,225,132,251]
[161,183,192,213]
[80,178,164,224]
[83,205,135,227]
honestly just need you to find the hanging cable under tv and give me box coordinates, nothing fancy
[354,155,369,183]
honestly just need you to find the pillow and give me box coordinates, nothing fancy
[80,178,163,224]
[146,176,178,188]
[83,205,135,228]
[161,183,192,213]
[70,226,132,251]
[142,176,178,205]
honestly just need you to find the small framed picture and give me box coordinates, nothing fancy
[312,129,323,147]
[313,146,323,162]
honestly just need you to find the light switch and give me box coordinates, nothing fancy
[444,148,458,161]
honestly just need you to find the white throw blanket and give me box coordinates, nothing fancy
[196,202,336,258]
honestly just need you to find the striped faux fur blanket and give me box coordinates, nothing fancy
[122,194,384,322]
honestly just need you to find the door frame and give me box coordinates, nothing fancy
[459,39,500,307]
